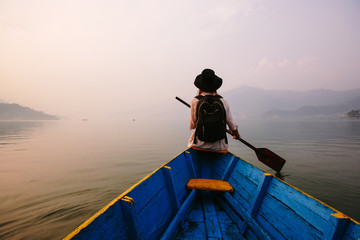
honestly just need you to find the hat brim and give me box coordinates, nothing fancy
[194,74,222,92]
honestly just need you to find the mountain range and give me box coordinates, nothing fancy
[2,86,360,120]
[0,103,59,120]
[223,86,360,119]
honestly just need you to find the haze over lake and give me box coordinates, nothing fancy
[0,118,359,239]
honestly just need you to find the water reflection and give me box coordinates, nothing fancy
[0,121,44,149]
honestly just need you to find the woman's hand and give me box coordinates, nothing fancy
[228,129,241,140]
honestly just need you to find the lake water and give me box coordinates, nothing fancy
[0,118,359,239]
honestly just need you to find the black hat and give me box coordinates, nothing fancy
[194,69,222,92]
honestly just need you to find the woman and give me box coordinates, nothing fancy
[188,68,240,152]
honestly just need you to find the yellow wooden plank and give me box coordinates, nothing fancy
[186,178,234,192]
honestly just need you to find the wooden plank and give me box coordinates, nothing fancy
[254,213,286,240]
[256,193,324,239]
[220,193,271,240]
[137,186,175,240]
[327,212,350,240]
[184,151,197,178]
[231,158,264,185]
[70,200,128,240]
[173,173,190,206]
[216,197,245,237]
[175,199,206,239]
[202,193,222,239]
[187,179,234,192]
[169,156,192,205]
[216,206,246,240]
[343,220,360,240]
[250,173,273,217]
[160,190,198,240]
[127,170,168,215]
[239,173,273,235]
[189,148,227,178]
[227,161,264,208]
[266,178,334,233]
[212,153,232,179]
[200,154,212,179]
[167,154,187,176]
[121,197,140,240]
[162,166,180,211]
[228,173,257,210]
[221,155,238,181]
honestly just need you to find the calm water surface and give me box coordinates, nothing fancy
[0,119,359,239]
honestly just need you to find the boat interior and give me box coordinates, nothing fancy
[66,148,360,240]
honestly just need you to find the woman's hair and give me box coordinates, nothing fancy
[198,89,217,95]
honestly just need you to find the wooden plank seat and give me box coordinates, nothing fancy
[186,178,234,193]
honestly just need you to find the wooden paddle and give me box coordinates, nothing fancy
[176,96,286,172]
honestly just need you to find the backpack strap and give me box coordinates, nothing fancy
[195,94,222,100]
[193,96,200,143]
[195,95,203,100]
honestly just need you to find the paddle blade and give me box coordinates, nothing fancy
[255,148,286,172]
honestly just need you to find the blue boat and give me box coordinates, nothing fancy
[64,148,360,239]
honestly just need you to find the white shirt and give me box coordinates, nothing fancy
[188,93,237,151]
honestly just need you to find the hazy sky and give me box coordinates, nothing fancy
[1,0,359,119]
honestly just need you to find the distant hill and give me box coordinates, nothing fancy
[223,86,360,119]
[261,96,360,119]
[126,86,360,120]
[0,103,59,120]
[347,109,360,118]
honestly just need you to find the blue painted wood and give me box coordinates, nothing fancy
[160,190,197,240]
[264,177,335,235]
[211,153,232,179]
[127,169,168,214]
[200,155,212,179]
[189,148,227,179]
[162,166,180,211]
[226,158,264,212]
[221,192,271,240]
[238,173,273,235]
[227,170,258,211]
[176,192,246,240]
[184,151,197,178]
[121,154,192,239]
[202,192,222,239]
[250,173,273,218]
[256,190,324,239]
[216,196,245,232]
[327,213,350,240]
[136,185,175,239]
[216,204,246,240]
[231,157,265,184]
[175,196,206,239]
[167,154,192,205]
[343,220,360,240]
[71,201,128,240]
[221,155,237,181]
[121,199,140,240]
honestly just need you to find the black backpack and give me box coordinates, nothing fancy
[194,95,228,143]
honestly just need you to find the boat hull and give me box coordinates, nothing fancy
[64,148,360,239]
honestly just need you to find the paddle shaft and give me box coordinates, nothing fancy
[175,97,190,108]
